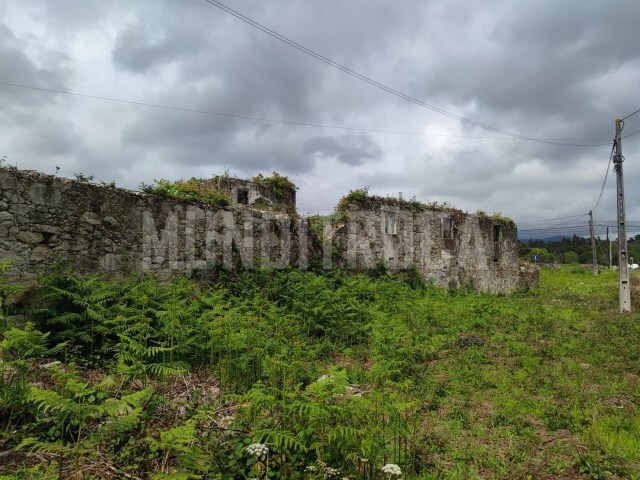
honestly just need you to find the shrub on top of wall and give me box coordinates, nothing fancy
[251,172,297,197]
[140,178,230,207]
[336,187,466,217]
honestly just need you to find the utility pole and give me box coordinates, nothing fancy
[614,118,631,312]
[607,227,612,270]
[589,210,598,275]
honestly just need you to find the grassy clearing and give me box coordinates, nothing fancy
[1,265,639,479]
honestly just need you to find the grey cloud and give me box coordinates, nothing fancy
[120,105,318,173]
[112,21,203,73]
[0,24,68,95]
[34,0,104,28]
[0,23,77,162]
[356,170,417,189]
[416,0,640,138]
[303,133,382,166]
[120,105,241,147]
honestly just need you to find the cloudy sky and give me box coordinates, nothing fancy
[1,0,640,238]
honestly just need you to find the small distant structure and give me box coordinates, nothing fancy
[199,175,296,211]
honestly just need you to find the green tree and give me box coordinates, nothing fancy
[562,251,579,264]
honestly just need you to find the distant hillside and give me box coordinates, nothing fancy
[517,234,574,242]
[519,234,640,265]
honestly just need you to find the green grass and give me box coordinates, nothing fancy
[1,265,640,479]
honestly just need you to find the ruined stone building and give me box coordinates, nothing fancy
[328,197,524,292]
[0,169,536,292]
[199,175,296,210]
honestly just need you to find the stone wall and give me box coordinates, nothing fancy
[200,176,296,210]
[0,169,533,293]
[330,203,523,293]
[0,170,313,283]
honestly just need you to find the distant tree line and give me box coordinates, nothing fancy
[520,234,640,265]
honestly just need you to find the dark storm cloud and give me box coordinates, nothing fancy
[417,1,640,139]
[109,0,399,175]
[303,133,382,166]
[108,0,433,163]
[111,2,332,173]
[123,120,312,172]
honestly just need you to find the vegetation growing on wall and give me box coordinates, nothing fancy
[73,172,95,183]
[140,178,231,207]
[474,210,514,224]
[336,188,467,219]
[337,187,371,210]
[1,265,640,478]
[139,173,297,213]
[252,172,297,196]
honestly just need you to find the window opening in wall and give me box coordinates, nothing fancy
[236,188,249,205]
[384,211,398,235]
[493,224,501,262]
[443,216,453,239]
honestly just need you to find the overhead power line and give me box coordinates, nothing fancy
[516,214,588,225]
[595,221,640,226]
[519,230,591,235]
[201,0,610,147]
[622,107,640,121]
[519,230,593,236]
[0,80,545,141]
[0,80,620,146]
[593,141,615,215]
[519,224,591,233]
[623,128,640,139]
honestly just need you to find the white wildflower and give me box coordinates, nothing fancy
[324,466,340,477]
[305,465,317,472]
[245,443,269,460]
[381,464,402,476]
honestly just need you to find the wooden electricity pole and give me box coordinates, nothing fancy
[607,227,612,270]
[589,210,598,275]
[614,118,631,312]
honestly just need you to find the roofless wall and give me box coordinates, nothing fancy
[0,169,535,292]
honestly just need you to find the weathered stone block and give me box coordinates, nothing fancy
[0,251,26,266]
[30,245,53,262]
[0,211,14,224]
[80,212,102,225]
[16,231,44,245]
[29,183,61,207]
[33,224,59,234]
[99,253,121,272]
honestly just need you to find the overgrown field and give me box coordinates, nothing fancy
[1,265,640,479]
